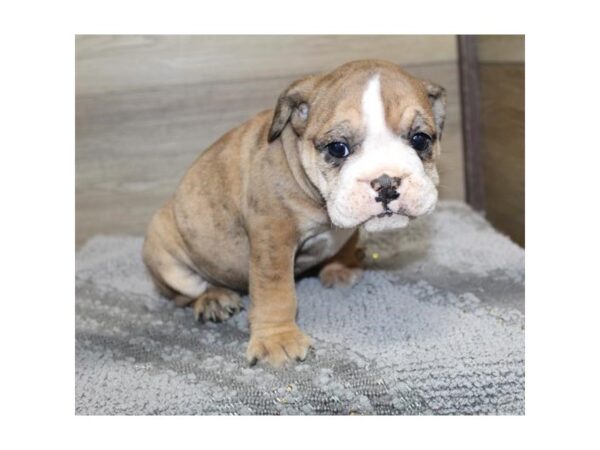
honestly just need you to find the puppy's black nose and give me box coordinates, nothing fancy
[370,174,401,192]
[374,187,400,204]
[371,174,401,208]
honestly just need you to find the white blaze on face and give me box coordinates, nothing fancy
[327,74,438,231]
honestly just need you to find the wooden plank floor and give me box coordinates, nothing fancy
[76,35,465,248]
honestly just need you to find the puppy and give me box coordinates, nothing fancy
[143,59,446,366]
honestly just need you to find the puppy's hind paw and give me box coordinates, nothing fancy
[319,262,363,288]
[193,287,243,323]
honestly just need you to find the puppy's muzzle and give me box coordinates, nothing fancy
[371,174,401,216]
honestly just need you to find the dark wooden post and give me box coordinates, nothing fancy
[458,35,486,212]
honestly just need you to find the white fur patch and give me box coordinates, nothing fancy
[162,266,208,299]
[326,75,438,230]
[364,213,410,232]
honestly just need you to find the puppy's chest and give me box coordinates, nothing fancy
[294,228,355,274]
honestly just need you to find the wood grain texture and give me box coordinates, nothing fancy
[76,35,458,95]
[76,35,465,248]
[475,35,525,247]
[477,35,525,63]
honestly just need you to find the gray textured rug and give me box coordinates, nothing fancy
[75,201,525,415]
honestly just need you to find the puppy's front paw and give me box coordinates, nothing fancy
[246,324,312,367]
[319,262,363,288]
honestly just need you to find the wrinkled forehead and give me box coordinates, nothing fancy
[307,69,435,138]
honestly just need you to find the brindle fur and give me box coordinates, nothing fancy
[143,60,445,366]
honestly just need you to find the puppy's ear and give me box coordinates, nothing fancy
[422,80,447,139]
[268,75,319,143]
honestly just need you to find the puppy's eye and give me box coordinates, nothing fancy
[326,141,350,159]
[410,132,432,152]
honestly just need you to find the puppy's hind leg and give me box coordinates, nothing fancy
[142,206,243,322]
[150,258,209,304]
[143,239,243,322]
[143,238,208,306]
[146,257,243,322]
